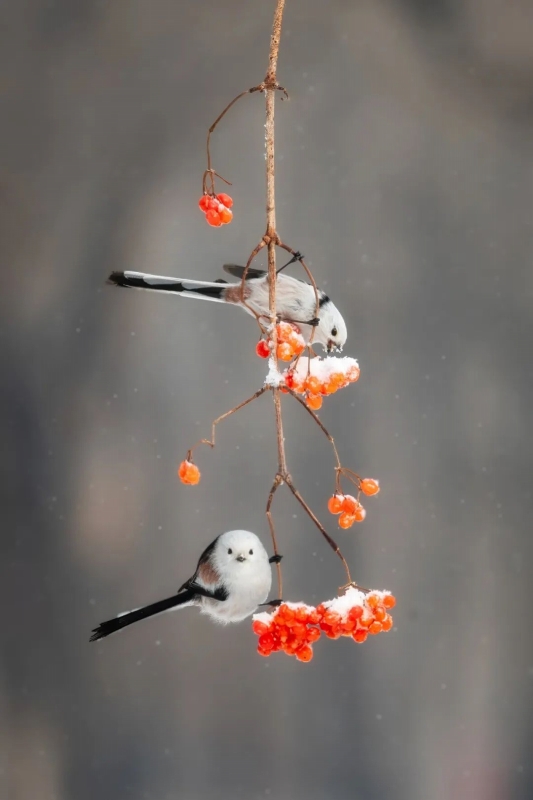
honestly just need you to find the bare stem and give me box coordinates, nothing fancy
[284,475,352,584]
[285,388,342,469]
[187,388,268,458]
[266,474,284,597]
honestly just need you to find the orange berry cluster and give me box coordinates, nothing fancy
[255,322,306,362]
[327,480,379,528]
[252,588,395,661]
[316,588,395,643]
[178,459,201,485]
[282,356,360,410]
[198,193,233,227]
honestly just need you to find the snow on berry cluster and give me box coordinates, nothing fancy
[252,587,395,662]
[327,479,380,529]
[282,356,360,410]
[256,322,306,362]
[198,193,233,227]
[178,459,201,485]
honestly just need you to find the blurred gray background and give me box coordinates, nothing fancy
[2,1,533,799]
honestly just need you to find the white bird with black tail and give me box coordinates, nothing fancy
[90,530,279,641]
[108,257,347,353]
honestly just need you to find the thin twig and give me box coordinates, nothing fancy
[266,474,284,598]
[284,388,342,469]
[284,476,352,584]
[187,388,268,459]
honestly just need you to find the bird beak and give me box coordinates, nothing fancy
[236,555,246,562]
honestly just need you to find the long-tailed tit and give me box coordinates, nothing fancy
[108,261,347,352]
[90,530,278,641]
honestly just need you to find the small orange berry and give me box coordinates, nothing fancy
[198,195,211,212]
[366,593,380,609]
[353,503,366,522]
[338,512,355,529]
[330,372,346,388]
[305,375,321,394]
[277,342,294,361]
[328,495,344,515]
[205,209,222,227]
[373,606,387,622]
[359,608,374,628]
[178,460,200,485]
[352,629,368,643]
[369,621,383,634]
[306,393,323,411]
[255,340,270,359]
[381,615,393,631]
[383,594,396,609]
[219,207,233,224]
[360,478,380,496]
[347,364,361,382]
[216,193,233,208]
[341,495,357,514]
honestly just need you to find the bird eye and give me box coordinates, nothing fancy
[249,549,253,555]
[227,548,233,554]
[331,327,338,337]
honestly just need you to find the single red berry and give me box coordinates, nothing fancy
[360,478,380,496]
[328,495,344,515]
[206,209,222,227]
[383,594,396,609]
[369,621,383,634]
[255,340,270,359]
[198,195,211,212]
[216,193,233,208]
[353,503,366,522]
[295,644,313,662]
[352,629,368,643]
[252,620,269,635]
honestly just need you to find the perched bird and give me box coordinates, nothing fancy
[90,530,278,641]
[108,261,347,352]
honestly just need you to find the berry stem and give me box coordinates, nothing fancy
[187,387,268,457]
[284,387,342,469]
[284,475,352,584]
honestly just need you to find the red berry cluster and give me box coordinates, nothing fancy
[327,479,379,528]
[282,357,360,411]
[255,322,306,362]
[198,193,233,227]
[252,587,395,661]
[253,603,321,661]
[178,459,201,485]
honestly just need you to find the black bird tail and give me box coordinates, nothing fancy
[90,589,197,642]
[107,271,227,302]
